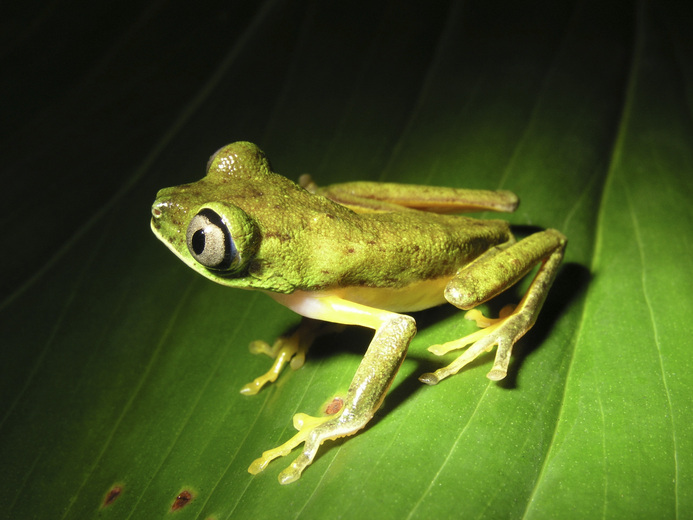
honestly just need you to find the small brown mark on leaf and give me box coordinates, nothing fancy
[102,485,123,507]
[171,490,194,511]
[325,397,344,415]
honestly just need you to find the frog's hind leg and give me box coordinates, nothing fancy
[300,175,519,214]
[240,318,341,395]
[248,295,416,484]
[420,229,566,384]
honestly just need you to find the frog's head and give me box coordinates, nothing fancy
[150,142,266,283]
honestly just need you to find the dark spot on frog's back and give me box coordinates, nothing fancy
[227,187,264,199]
[264,231,292,243]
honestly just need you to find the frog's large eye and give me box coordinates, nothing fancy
[186,209,237,270]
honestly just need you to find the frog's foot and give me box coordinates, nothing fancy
[464,304,515,328]
[248,399,364,485]
[419,305,526,384]
[241,319,330,396]
[241,320,344,395]
[240,334,306,396]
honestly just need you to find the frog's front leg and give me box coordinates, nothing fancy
[240,318,342,395]
[249,294,415,484]
[420,229,566,384]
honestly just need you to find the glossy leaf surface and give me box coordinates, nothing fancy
[1,1,691,518]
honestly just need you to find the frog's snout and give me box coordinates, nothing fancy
[151,197,174,220]
[150,199,170,234]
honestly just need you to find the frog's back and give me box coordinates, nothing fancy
[289,209,511,291]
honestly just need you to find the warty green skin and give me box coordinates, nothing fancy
[151,141,512,294]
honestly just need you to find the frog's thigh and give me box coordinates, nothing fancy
[250,295,416,484]
[422,229,566,383]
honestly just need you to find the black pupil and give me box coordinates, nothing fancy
[192,229,206,255]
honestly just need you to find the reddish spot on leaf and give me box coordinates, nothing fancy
[171,490,194,511]
[102,485,123,507]
[325,397,344,415]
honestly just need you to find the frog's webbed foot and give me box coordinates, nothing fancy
[240,319,341,395]
[248,398,365,485]
[421,228,567,385]
[419,305,525,384]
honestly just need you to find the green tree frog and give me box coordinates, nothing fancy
[150,141,566,485]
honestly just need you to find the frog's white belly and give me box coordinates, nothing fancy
[332,277,450,312]
[268,276,451,318]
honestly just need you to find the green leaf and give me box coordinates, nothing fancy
[2,1,691,518]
